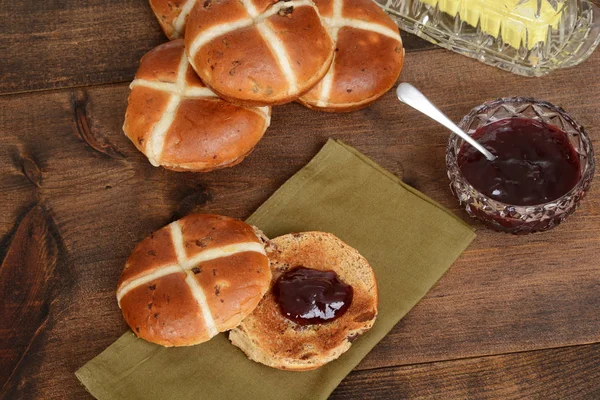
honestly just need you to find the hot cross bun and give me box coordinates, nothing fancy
[298,0,404,112]
[184,0,335,106]
[123,40,271,171]
[117,214,272,346]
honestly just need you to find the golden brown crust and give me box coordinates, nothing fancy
[185,0,249,42]
[298,0,404,112]
[118,225,179,287]
[178,214,263,258]
[193,252,273,329]
[123,40,271,172]
[326,28,404,107]
[184,0,335,106]
[296,91,385,113]
[312,0,334,17]
[341,0,398,29]
[134,38,183,82]
[117,214,272,347]
[229,232,378,370]
[160,99,268,168]
[159,144,257,172]
[149,0,194,39]
[265,6,332,90]
[120,271,209,347]
[123,86,171,153]
[195,26,290,105]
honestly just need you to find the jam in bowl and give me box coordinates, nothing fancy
[446,98,595,234]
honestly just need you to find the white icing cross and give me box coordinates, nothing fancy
[130,53,211,166]
[171,0,199,38]
[315,0,402,107]
[187,0,316,94]
[117,220,267,339]
[129,51,270,167]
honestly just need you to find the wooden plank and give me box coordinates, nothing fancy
[0,1,433,95]
[332,344,600,399]
[0,1,164,95]
[0,206,58,390]
[0,48,599,398]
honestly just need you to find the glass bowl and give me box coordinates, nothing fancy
[376,0,600,77]
[446,97,595,234]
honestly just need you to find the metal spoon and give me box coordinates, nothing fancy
[396,83,496,161]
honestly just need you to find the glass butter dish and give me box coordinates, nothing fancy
[375,0,600,76]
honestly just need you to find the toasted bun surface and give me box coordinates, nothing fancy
[117,214,271,347]
[298,0,404,112]
[123,40,271,172]
[184,0,335,106]
[229,232,378,370]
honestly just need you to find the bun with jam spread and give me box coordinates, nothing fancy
[116,214,272,347]
[229,231,378,370]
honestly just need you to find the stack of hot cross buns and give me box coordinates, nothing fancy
[124,0,404,171]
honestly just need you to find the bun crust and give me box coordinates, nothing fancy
[230,232,378,370]
[149,0,195,39]
[184,0,335,106]
[123,40,271,172]
[117,214,271,347]
[298,0,404,112]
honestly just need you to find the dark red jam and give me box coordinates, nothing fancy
[273,267,353,325]
[458,118,581,206]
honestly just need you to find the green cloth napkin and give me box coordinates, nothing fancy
[76,139,475,400]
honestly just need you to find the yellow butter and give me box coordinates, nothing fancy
[420,0,564,49]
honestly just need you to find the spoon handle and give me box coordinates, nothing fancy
[396,83,496,161]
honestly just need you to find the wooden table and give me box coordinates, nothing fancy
[2,2,600,399]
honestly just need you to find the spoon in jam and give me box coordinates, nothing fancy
[396,83,497,161]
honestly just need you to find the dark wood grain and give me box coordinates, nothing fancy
[0,205,75,399]
[333,344,600,399]
[0,206,56,391]
[1,33,599,399]
[0,1,165,95]
[0,1,433,95]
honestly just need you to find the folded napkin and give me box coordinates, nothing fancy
[76,139,475,400]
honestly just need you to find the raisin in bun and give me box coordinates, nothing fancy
[123,40,271,171]
[117,214,271,347]
[229,232,378,370]
[298,0,404,112]
[184,0,335,106]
